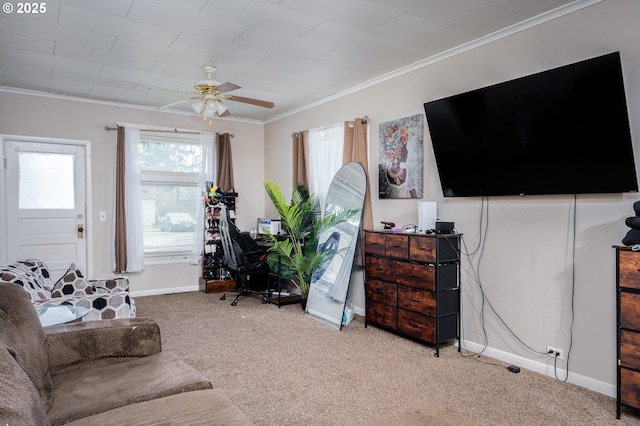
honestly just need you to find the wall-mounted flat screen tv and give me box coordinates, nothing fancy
[423,52,637,197]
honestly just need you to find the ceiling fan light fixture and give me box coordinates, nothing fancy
[204,99,217,116]
[191,100,205,114]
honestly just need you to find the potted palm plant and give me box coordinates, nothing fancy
[262,181,355,298]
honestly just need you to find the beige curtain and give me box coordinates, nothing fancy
[292,130,309,188]
[216,133,234,191]
[343,118,372,267]
[114,126,127,272]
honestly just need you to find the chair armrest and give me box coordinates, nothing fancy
[241,249,267,264]
[44,317,161,375]
[89,277,130,293]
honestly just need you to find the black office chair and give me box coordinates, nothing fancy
[219,204,270,306]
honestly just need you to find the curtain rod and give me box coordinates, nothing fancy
[104,126,233,137]
[291,116,368,137]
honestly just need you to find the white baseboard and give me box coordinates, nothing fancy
[461,339,615,398]
[130,285,199,297]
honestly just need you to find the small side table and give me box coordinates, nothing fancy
[267,272,302,308]
[36,305,89,327]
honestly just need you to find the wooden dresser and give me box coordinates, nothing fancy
[615,246,640,419]
[364,230,460,356]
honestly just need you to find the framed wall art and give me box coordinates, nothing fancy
[378,114,424,199]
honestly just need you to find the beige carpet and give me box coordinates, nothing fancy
[135,291,640,425]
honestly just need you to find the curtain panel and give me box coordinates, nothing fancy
[114,126,127,272]
[292,130,309,188]
[308,123,344,217]
[215,133,234,192]
[344,117,372,267]
[113,126,144,273]
[190,131,215,264]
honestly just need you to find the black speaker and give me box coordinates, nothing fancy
[436,221,455,234]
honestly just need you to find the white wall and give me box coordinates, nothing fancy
[0,92,266,295]
[264,0,640,395]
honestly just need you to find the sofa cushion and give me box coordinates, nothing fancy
[0,282,54,411]
[48,351,214,425]
[0,346,51,426]
[63,389,253,426]
[45,318,162,376]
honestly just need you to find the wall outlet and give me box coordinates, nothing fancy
[99,211,107,222]
[546,345,564,360]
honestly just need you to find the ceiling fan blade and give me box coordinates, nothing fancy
[158,98,193,110]
[217,82,241,94]
[224,95,274,109]
[147,86,196,97]
[219,109,231,118]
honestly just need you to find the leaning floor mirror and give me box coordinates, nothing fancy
[305,161,367,330]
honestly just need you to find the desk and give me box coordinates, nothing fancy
[37,305,89,327]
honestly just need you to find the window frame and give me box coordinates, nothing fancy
[138,132,202,262]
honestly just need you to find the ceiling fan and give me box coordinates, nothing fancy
[157,65,274,123]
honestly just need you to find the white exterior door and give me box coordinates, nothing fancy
[4,139,88,279]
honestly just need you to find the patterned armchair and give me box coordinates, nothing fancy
[0,259,135,321]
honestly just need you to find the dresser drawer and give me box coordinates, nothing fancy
[620,291,640,331]
[620,330,640,369]
[365,232,385,256]
[366,256,430,287]
[365,278,397,306]
[397,308,435,344]
[621,368,640,410]
[365,256,393,280]
[366,299,396,330]
[395,262,435,291]
[398,286,435,316]
[620,250,640,290]
[386,233,408,259]
[410,235,436,262]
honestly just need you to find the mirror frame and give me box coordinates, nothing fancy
[305,162,367,329]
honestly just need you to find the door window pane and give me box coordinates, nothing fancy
[19,152,75,209]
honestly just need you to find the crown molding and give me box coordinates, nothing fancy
[264,0,602,124]
[1,0,601,126]
[0,86,264,125]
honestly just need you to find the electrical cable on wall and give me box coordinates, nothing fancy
[455,196,576,382]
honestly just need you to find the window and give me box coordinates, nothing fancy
[138,133,202,258]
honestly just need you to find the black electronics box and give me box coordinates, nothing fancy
[436,221,455,234]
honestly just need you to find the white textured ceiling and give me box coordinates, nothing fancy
[0,0,582,121]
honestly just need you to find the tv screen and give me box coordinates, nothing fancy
[424,52,638,197]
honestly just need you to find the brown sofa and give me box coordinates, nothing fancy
[0,282,252,425]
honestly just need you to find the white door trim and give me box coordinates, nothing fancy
[0,134,93,276]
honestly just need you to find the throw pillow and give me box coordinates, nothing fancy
[52,264,94,298]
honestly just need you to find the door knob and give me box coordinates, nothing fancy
[77,224,84,238]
